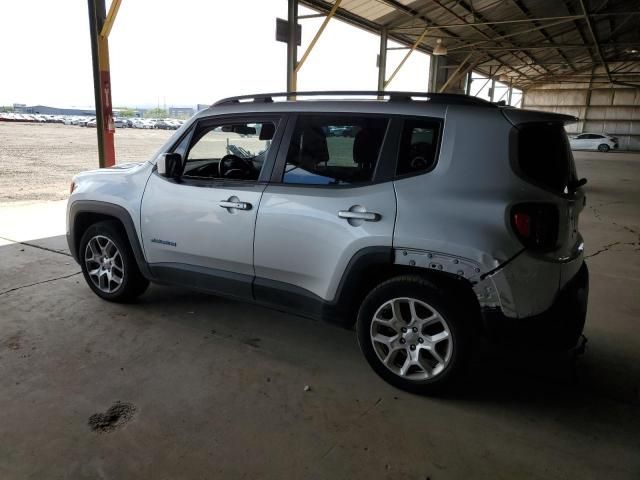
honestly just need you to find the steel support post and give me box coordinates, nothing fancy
[287,0,298,95]
[428,55,438,92]
[295,0,341,75]
[377,28,387,94]
[385,28,428,89]
[438,52,474,93]
[88,0,116,168]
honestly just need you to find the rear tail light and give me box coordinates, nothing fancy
[510,203,559,252]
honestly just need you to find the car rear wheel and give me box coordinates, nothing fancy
[597,143,610,152]
[356,275,471,394]
[79,220,149,302]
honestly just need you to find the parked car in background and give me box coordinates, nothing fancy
[0,113,17,122]
[77,117,94,127]
[86,119,97,128]
[569,133,618,152]
[155,119,180,130]
[327,125,354,137]
[114,118,126,128]
[154,119,173,130]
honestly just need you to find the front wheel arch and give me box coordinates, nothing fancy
[79,220,149,301]
[69,201,151,278]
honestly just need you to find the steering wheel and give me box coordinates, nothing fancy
[218,154,254,179]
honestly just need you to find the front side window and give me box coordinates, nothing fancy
[183,121,276,181]
[283,115,388,186]
[396,119,441,176]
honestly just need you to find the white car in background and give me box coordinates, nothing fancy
[569,133,618,152]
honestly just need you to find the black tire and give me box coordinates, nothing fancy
[79,220,149,302]
[597,143,610,152]
[356,275,472,395]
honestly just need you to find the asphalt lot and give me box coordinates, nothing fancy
[0,130,638,478]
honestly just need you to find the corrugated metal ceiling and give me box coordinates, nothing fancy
[300,0,640,88]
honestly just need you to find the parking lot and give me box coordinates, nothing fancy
[0,123,173,202]
[0,122,638,479]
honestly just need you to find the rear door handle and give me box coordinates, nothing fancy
[219,201,252,210]
[338,210,381,221]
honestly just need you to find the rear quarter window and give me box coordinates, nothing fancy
[396,119,441,176]
[517,123,576,195]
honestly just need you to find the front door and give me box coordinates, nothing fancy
[141,115,283,299]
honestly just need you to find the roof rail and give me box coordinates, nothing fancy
[212,91,495,107]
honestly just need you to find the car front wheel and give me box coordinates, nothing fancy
[598,143,610,152]
[357,276,471,394]
[79,220,149,302]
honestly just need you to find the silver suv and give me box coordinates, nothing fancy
[67,91,589,393]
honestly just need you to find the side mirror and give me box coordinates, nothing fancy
[157,153,183,179]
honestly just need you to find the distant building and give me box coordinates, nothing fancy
[168,107,195,118]
[15,105,95,116]
[113,108,143,118]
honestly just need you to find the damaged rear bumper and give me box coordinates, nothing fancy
[482,262,589,349]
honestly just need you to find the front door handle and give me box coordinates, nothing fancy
[219,200,252,211]
[338,210,381,222]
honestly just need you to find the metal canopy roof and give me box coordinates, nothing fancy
[300,0,640,89]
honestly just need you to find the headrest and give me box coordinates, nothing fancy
[353,128,383,166]
[300,126,329,165]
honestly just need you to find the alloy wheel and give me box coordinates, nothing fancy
[370,297,453,381]
[84,235,125,293]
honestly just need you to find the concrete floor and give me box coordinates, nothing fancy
[0,151,638,479]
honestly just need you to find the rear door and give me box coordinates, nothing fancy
[253,113,397,303]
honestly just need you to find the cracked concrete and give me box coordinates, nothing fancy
[0,151,638,479]
[0,270,81,296]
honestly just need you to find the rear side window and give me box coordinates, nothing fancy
[517,123,576,194]
[283,115,388,186]
[396,119,441,176]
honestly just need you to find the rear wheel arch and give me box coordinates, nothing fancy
[333,248,482,329]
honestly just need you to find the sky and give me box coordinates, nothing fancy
[0,0,431,109]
